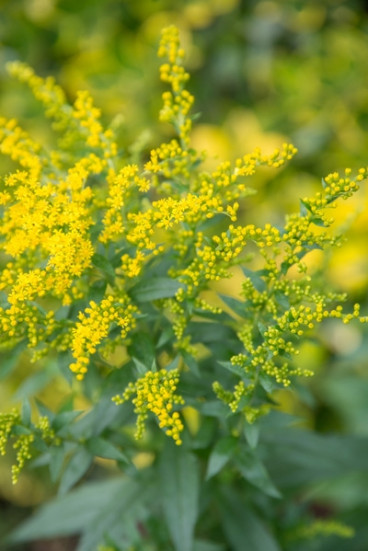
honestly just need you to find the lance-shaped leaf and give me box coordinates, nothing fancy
[159,441,200,551]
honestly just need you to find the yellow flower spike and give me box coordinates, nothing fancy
[158,27,193,147]
[113,369,185,444]
[71,296,137,380]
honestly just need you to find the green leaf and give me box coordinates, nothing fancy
[263,428,368,489]
[69,398,122,440]
[92,253,115,282]
[129,331,156,370]
[77,474,154,551]
[52,410,83,434]
[193,540,225,551]
[87,280,107,304]
[86,437,128,463]
[274,290,290,310]
[49,445,66,483]
[132,357,149,376]
[181,350,200,377]
[14,367,54,400]
[12,425,32,436]
[240,267,267,292]
[0,342,26,379]
[299,198,311,217]
[217,360,245,377]
[157,325,174,347]
[21,399,32,426]
[259,373,279,393]
[219,294,249,319]
[206,436,237,480]
[35,399,54,422]
[57,351,74,385]
[189,322,234,344]
[200,401,231,419]
[219,490,281,551]
[130,277,184,302]
[235,449,281,498]
[58,447,93,495]
[310,215,327,227]
[159,441,200,551]
[244,422,259,449]
[8,478,126,543]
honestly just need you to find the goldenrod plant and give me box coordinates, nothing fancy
[1,26,367,551]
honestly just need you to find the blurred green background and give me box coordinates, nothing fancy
[1,0,368,549]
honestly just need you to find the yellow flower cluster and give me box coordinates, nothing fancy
[100,165,150,244]
[0,409,20,457]
[71,295,137,380]
[113,369,185,445]
[0,156,100,291]
[7,61,118,158]
[1,25,367,451]
[0,411,56,484]
[293,520,354,540]
[144,139,199,183]
[119,193,208,278]
[6,62,66,125]
[0,67,141,379]
[207,165,367,409]
[228,281,363,391]
[11,433,35,484]
[158,25,193,146]
[0,118,42,174]
[120,141,297,288]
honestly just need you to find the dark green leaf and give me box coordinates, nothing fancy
[129,331,156,368]
[21,399,32,426]
[240,267,267,292]
[92,253,116,281]
[87,280,107,303]
[193,540,225,551]
[14,368,54,400]
[49,445,66,483]
[77,475,154,551]
[259,373,279,393]
[181,350,200,377]
[13,425,32,436]
[57,351,74,385]
[263,428,368,489]
[29,452,51,472]
[299,198,311,217]
[189,322,234,344]
[244,422,259,449]
[219,490,281,551]
[219,294,249,319]
[58,447,93,495]
[86,437,128,462]
[9,478,126,542]
[217,360,245,377]
[0,342,26,379]
[206,436,237,480]
[157,325,174,347]
[274,290,290,310]
[200,401,231,419]
[130,277,184,302]
[132,357,149,376]
[53,410,83,433]
[69,398,121,440]
[235,449,281,498]
[159,441,200,551]
[35,399,54,422]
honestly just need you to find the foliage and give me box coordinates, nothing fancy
[0,22,368,551]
